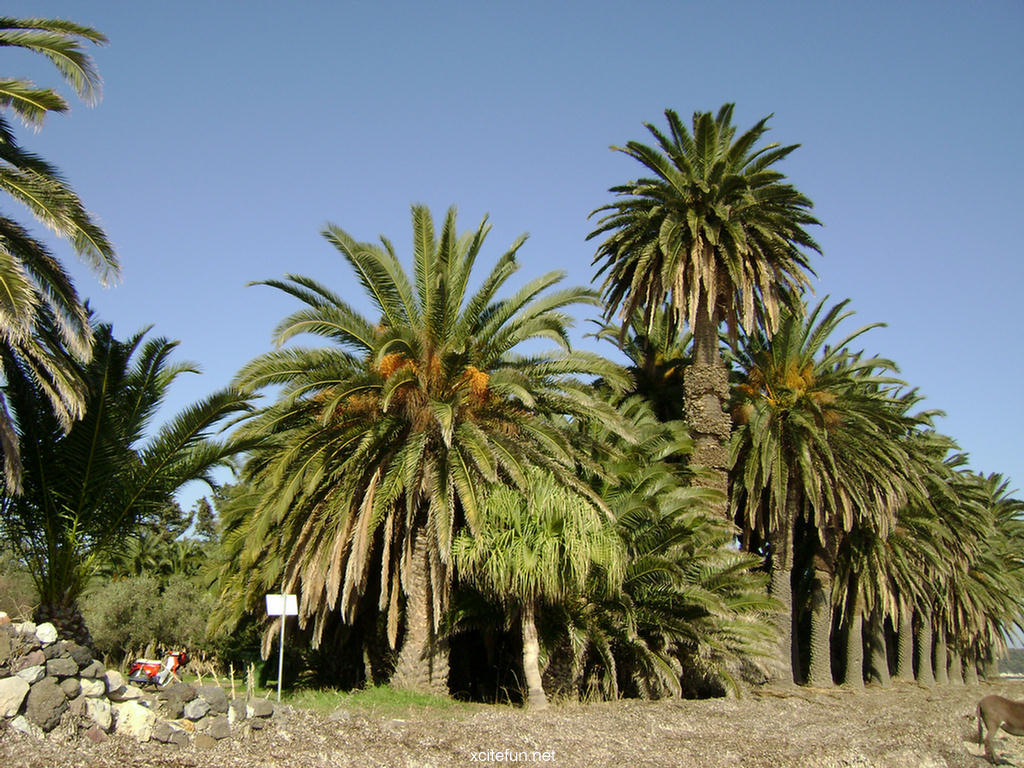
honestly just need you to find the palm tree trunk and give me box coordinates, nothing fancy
[806,543,833,687]
[391,533,448,695]
[948,648,964,685]
[964,655,979,685]
[33,599,93,648]
[933,626,949,685]
[982,652,999,680]
[867,610,890,687]
[520,599,548,710]
[767,517,795,684]
[893,607,914,682]
[915,604,935,686]
[683,303,731,518]
[842,578,864,689]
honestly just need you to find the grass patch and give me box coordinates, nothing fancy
[268,684,481,717]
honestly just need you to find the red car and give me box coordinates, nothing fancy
[127,651,188,686]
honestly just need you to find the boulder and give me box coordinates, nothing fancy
[195,733,217,749]
[13,649,45,672]
[183,696,211,720]
[0,675,30,717]
[228,698,247,724]
[104,669,125,696]
[24,676,67,732]
[15,665,45,685]
[86,697,113,732]
[34,622,58,645]
[42,640,65,659]
[80,678,105,698]
[65,642,93,669]
[46,655,79,678]
[208,714,231,740]
[108,683,142,701]
[112,699,155,742]
[15,621,36,638]
[159,682,196,719]
[58,676,81,699]
[85,724,108,743]
[9,714,43,739]
[79,659,106,679]
[197,683,229,714]
[168,728,190,748]
[247,697,274,718]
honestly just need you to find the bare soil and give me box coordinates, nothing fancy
[3,680,1024,768]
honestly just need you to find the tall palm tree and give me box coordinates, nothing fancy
[730,298,914,685]
[225,205,628,694]
[589,104,820,513]
[0,323,249,644]
[0,17,118,488]
[452,470,623,709]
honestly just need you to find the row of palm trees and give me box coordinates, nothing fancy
[1,15,1021,706]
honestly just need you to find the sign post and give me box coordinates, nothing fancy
[265,593,298,702]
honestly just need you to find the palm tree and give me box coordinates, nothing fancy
[589,104,820,513]
[0,323,250,644]
[225,205,628,694]
[730,299,914,685]
[452,470,623,709]
[0,17,118,488]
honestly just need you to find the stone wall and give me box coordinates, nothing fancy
[0,617,275,748]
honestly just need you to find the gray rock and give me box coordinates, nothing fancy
[41,640,65,659]
[248,716,266,730]
[34,622,58,645]
[104,669,125,696]
[228,698,247,723]
[169,729,190,748]
[85,724,108,743]
[25,676,67,732]
[183,696,211,720]
[208,714,230,739]
[58,676,81,699]
[12,649,44,672]
[247,697,274,718]
[65,642,92,668]
[0,675,30,717]
[46,655,79,678]
[86,696,112,731]
[152,720,173,742]
[15,621,36,638]
[15,665,45,685]
[197,684,229,714]
[10,714,43,739]
[108,683,142,701]
[111,700,154,741]
[79,659,106,679]
[79,678,105,698]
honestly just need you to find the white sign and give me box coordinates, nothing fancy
[265,593,298,616]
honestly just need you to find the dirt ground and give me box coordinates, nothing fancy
[3,679,1024,768]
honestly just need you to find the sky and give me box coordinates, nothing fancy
[5,0,1023,506]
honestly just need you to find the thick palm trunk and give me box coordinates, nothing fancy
[806,542,833,687]
[933,627,949,685]
[520,600,548,710]
[842,579,864,689]
[965,655,979,685]
[391,534,448,695]
[982,652,999,680]
[867,610,890,687]
[34,599,93,648]
[948,648,964,685]
[893,608,915,682]
[915,604,935,686]
[683,304,731,518]
[767,516,796,684]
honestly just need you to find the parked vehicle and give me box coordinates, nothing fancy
[127,650,188,686]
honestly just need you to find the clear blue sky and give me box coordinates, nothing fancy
[6,1,1023,503]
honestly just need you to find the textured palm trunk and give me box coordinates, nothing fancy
[933,627,949,685]
[767,514,796,684]
[520,600,548,710]
[915,604,935,686]
[683,302,731,519]
[806,541,833,687]
[842,579,864,689]
[982,652,999,680]
[391,534,448,695]
[34,599,94,648]
[964,656,979,685]
[867,610,890,687]
[948,649,964,685]
[893,608,915,682]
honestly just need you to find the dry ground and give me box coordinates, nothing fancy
[4,680,1024,768]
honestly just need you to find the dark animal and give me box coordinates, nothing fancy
[978,694,1024,764]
